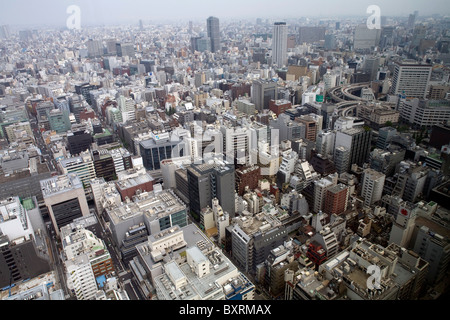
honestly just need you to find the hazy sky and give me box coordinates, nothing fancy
[1,0,449,27]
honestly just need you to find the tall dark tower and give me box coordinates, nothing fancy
[207,16,220,52]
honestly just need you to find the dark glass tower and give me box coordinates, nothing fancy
[207,16,220,52]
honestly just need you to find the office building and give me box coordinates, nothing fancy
[334,127,372,170]
[377,126,397,149]
[40,173,90,235]
[298,26,325,44]
[323,184,349,215]
[235,165,261,196]
[187,162,235,218]
[207,16,220,53]
[105,191,186,263]
[296,115,318,142]
[230,216,289,274]
[92,149,116,182]
[0,197,51,288]
[139,132,183,171]
[252,80,278,111]
[272,22,288,67]
[389,202,418,248]
[87,39,103,58]
[131,224,254,300]
[116,42,135,57]
[59,151,96,188]
[115,166,154,201]
[361,168,385,207]
[412,213,450,286]
[260,244,298,299]
[398,99,450,127]
[269,99,291,116]
[353,24,381,50]
[390,62,432,99]
[313,173,338,213]
[60,216,114,279]
[48,109,71,133]
[67,129,93,156]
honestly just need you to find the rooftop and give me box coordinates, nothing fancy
[40,173,83,197]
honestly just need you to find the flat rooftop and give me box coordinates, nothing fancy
[107,189,186,225]
[40,173,83,197]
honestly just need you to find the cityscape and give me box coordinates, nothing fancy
[1,0,450,305]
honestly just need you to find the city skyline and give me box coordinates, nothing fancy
[0,0,449,304]
[1,0,450,27]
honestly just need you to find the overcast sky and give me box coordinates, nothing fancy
[1,0,449,27]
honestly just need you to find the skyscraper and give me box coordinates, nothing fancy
[207,16,220,53]
[353,24,381,50]
[390,61,432,99]
[272,22,288,67]
[334,127,372,171]
[187,163,235,218]
[361,168,386,207]
[252,79,278,111]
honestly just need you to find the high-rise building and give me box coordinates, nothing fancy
[272,22,288,67]
[313,173,338,213]
[116,42,135,57]
[334,127,372,170]
[323,184,349,215]
[412,214,450,286]
[67,129,93,156]
[296,116,318,142]
[390,61,432,99]
[298,26,325,44]
[353,24,381,50]
[363,56,380,81]
[252,80,278,111]
[187,162,235,218]
[59,151,96,188]
[40,173,90,235]
[0,197,51,287]
[207,16,220,53]
[398,98,450,127]
[361,168,385,207]
[86,39,103,58]
[377,126,397,149]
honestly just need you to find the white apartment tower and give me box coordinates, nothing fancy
[361,168,386,207]
[272,22,288,67]
[390,61,432,99]
[66,255,98,300]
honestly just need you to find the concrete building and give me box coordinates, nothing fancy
[361,168,386,207]
[60,216,114,280]
[40,173,90,235]
[272,22,288,67]
[59,151,96,188]
[104,188,188,261]
[187,162,235,218]
[0,197,51,288]
[252,80,278,111]
[313,173,338,213]
[207,16,220,52]
[334,126,372,170]
[353,24,381,50]
[131,224,254,300]
[398,99,450,127]
[323,184,349,216]
[412,213,450,286]
[390,62,432,99]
